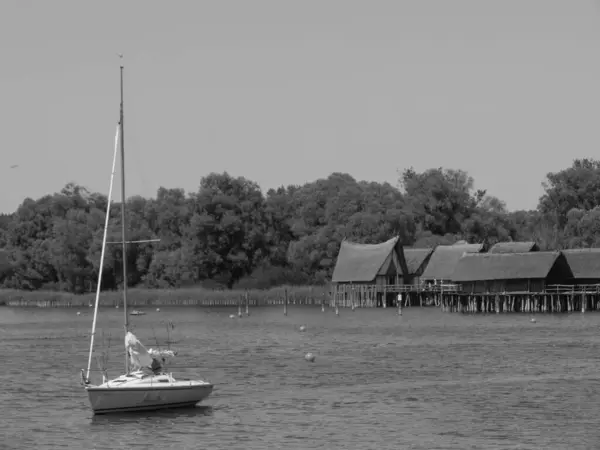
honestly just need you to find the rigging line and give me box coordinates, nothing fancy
[86,123,121,382]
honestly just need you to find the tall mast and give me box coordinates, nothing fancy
[119,56,129,373]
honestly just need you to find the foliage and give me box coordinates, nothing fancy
[1,160,599,294]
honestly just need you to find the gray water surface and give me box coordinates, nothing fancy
[1,306,600,449]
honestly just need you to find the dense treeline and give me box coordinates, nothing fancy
[0,159,599,293]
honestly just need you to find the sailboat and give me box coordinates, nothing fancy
[80,57,213,415]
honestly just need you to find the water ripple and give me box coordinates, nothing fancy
[2,306,600,449]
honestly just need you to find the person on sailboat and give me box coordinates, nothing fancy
[125,331,153,372]
[125,331,167,375]
[150,357,162,375]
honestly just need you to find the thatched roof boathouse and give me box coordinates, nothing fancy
[450,251,573,293]
[330,237,435,308]
[331,237,408,286]
[420,242,484,284]
[561,248,600,285]
[439,247,600,315]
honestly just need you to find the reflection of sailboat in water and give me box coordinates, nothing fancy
[80,58,213,415]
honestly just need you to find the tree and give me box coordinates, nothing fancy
[286,173,415,282]
[2,160,600,293]
[539,158,600,228]
[562,207,600,248]
[399,167,485,236]
[185,173,268,288]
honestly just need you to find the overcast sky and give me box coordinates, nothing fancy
[1,0,600,213]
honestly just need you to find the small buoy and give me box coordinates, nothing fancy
[156,308,160,312]
[229,314,235,319]
[304,352,315,362]
[530,317,536,323]
[76,312,81,316]
[299,325,306,332]
[115,305,119,309]
[88,303,92,308]
[321,304,325,312]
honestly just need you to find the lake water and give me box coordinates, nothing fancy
[1,305,600,449]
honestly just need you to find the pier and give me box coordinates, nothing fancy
[7,283,600,314]
[439,284,600,314]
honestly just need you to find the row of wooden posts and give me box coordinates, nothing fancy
[3,289,326,309]
[440,292,600,314]
[8,285,600,315]
[329,289,600,314]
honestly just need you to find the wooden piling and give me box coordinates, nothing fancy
[432,284,600,314]
[11,283,600,312]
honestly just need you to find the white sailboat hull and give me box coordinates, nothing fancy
[86,372,213,414]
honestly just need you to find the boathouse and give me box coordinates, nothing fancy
[402,248,434,286]
[331,237,408,286]
[450,251,573,293]
[489,241,539,254]
[330,236,414,307]
[561,248,600,284]
[420,242,484,285]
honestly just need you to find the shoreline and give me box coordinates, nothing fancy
[0,285,329,308]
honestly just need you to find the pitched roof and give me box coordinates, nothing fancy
[451,251,564,282]
[489,241,539,254]
[420,243,484,280]
[331,237,399,282]
[403,248,434,274]
[561,248,600,279]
